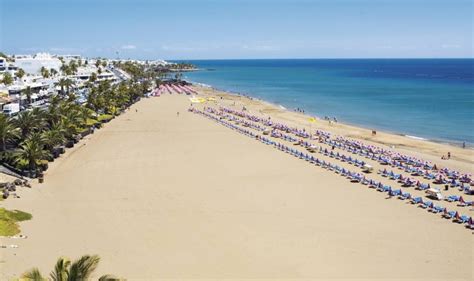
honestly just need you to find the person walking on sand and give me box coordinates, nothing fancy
[177,111,180,117]
[447,152,451,159]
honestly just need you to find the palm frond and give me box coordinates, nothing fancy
[98,274,124,281]
[21,268,46,281]
[50,257,71,281]
[68,255,100,281]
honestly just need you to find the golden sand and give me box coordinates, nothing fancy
[0,93,472,280]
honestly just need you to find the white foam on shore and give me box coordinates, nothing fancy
[186,80,212,88]
[278,105,287,110]
[405,135,427,141]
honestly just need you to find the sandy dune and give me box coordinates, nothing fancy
[1,94,472,280]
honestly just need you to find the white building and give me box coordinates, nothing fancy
[14,53,62,74]
[0,57,6,71]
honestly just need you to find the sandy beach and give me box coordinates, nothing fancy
[0,92,473,280]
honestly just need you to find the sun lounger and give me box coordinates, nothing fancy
[421,201,433,209]
[446,195,460,202]
[443,210,456,219]
[399,192,411,200]
[432,206,445,213]
[458,215,470,224]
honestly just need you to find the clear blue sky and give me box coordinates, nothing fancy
[0,0,472,59]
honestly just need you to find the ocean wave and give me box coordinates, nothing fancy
[405,135,427,141]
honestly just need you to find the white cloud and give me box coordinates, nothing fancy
[121,45,137,50]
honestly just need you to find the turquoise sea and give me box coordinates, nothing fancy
[179,59,474,146]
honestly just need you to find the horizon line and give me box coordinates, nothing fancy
[167,57,474,61]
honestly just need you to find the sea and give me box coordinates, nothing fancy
[177,59,474,146]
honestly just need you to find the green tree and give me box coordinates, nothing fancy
[21,255,121,281]
[50,68,58,77]
[60,64,71,76]
[22,86,32,106]
[2,72,14,85]
[89,72,98,83]
[40,67,50,78]
[57,78,74,95]
[16,68,26,80]
[13,134,50,173]
[14,110,44,139]
[42,122,65,151]
[0,114,19,152]
[68,60,78,75]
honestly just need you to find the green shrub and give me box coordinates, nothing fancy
[86,118,99,126]
[97,114,113,122]
[0,208,32,236]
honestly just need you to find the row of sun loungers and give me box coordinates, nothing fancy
[150,84,198,96]
[212,106,474,205]
[189,107,474,230]
[219,106,472,186]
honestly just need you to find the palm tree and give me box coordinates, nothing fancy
[21,255,121,281]
[78,107,94,127]
[60,111,81,139]
[14,110,41,139]
[2,72,14,85]
[0,114,19,152]
[21,268,46,281]
[89,72,97,83]
[40,66,50,78]
[13,135,50,173]
[60,64,71,76]
[69,60,78,75]
[22,86,32,106]
[57,78,74,95]
[50,68,58,77]
[16,68,26,80]
[42,123,65,151]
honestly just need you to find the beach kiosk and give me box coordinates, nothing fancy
[426,188,443,200]
[362,164,374,173]
[307,144,317,153]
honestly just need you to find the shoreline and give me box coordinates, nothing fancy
[190,83,474,171]
[188,81,473,149]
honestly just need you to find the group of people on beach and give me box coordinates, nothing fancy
[441,152,451,160]
[295,107,305,113]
